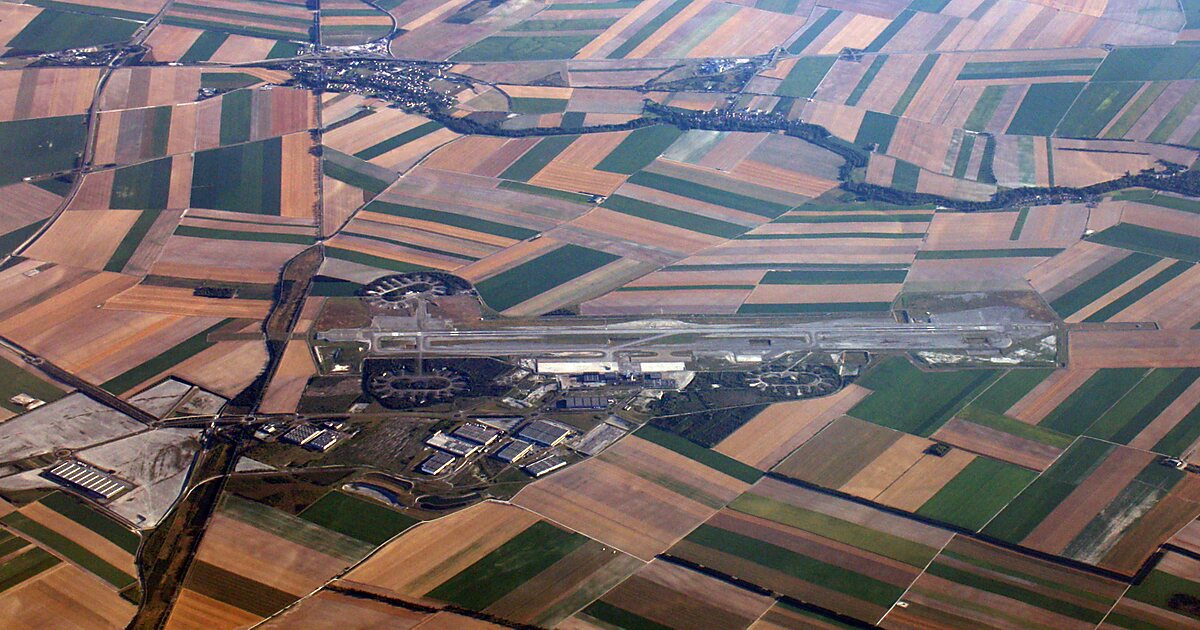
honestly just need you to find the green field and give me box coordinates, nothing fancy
[1006,83,1085,136]
[103,209,163,273]
[891,54,939,116]
[855,111,899,151]
[39,492,140,553]
[776,212,931,223]
[635,426,761,483]
[219,89,253,146]
[173,225,315,245]
[500,135,578,181]
[607,0,690,58]
[1085,368,1200,445]
[850,357,1001,436]
[427,521,587,610]
[0,115,86,185]
[0,545,58,593]
[221,495,373,562]
[511,97,568,114]
[683,524,907,607]
[0,220,46,258]
[1092,45,1200,82]
[786,8,840,53]
[1104,82,1168,139]
[185,560,298,617]
[595,125,684,174]
[1088,223,1200,263]
[964,85,1006,132]
[1056,82,1141,138]
[190,137,282,215]
[603,195,746,238]
[365,201,538,240]
[760,268,907,284]
[776,56,836,98]
[956,58,1100,81]
[1049,251,1160,317]
[352,121,448,160]
[582,601,672,630]
[325,247,430,272]
[475,244,619,311]
[109,158,173,210]
[8,9,140,52]
[982,438,1115,543]
[452,34,596,61]
[0,512,135,589]
[952,133,976,179]
[915,248,1062,259]
[626,171,792,217]
[298,491,416,545]
[1039,368,1148,435]
[955,405,1075,449]
[846,55,888,106]
[1084,261,1193,322]
[916,458,1037,531]
[970,368,1052,414]
[323,152,394,194]
[508,17,617,31]
[738,302,894,314]
[497,180,592,204]
[864,8,913,53]
[200,72,262,91]
[891,160,921,191]
[0,355,65,414]
[180,31,229,62]
[1136,193,1200,214]
[100,319,232,395]
[1148,82,1200,144]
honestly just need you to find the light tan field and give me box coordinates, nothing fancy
[1070,330,1200,368]
[839,433,933,499]
[22,211,139,270]
[0,67,100,121]
[170,340,268,398]
[259,340,316,414]
[197,514,348,595]
[875,449,976,511]
[727,160,838,197]
[528,162,627,196]
[0,4,40,49]
[209,35,277,64]
[165,588,263,630]
[1066,258,1178,323]
[715,385,872,469]
[1026,241,1127,297]
[422,136,512,173]
[1129,378,1200,452]
[0,182,61,234]
[346,501,540,596]
[1009,368,1096,423]
[143,25,202,62]
[103,285,271,319]
[456,237,564,283]
[689,7,807,57]
[280,133,318,219]
[500,257,654,317]
[924,212,1019,248]
[259,589,428,629]
[514,435,749,560]
[0,563,135,629]
[574,0,661,59]
[355,210,515,249]
[20,502,136,577]
[1108,264,1200,329]
[818,13,892,54]
[627,0,714,59]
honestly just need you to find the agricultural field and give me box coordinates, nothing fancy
[3,0,1200,627]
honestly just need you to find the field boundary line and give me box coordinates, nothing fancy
[876,531,957,626]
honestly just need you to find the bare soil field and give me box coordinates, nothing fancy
[715,385,871,469]
[1070,330,1200,368]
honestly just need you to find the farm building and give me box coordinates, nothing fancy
[558,395,608,410]
[420,452,457,475]
[452,422,502,446]
[44,460,130,500]
[281,424,322,446]
[426,431,482,457]
[493,439,535,463]
[524,455,567,477]
[518,420,573,446]
[8,393,45,410]
[305,431,341,452]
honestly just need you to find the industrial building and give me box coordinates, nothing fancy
[420,452,457,475]
[452,422,502,446]
[426,431,481,457]
[524,455,567,477]
[44,461,130,500]
[558,395,608,410]
[305,431,341,452]
[493,439,535,463]
[518,420,572,447]
[281,424,322,446]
